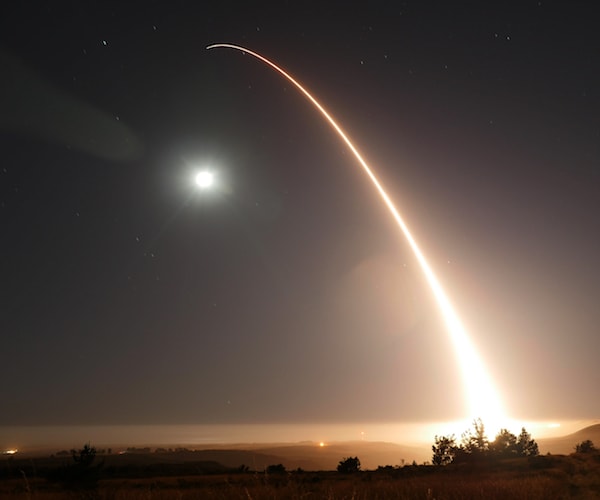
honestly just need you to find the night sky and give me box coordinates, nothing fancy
[2,2,599,429]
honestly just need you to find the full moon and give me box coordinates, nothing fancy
[195,170,214,189]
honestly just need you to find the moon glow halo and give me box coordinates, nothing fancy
[195,170,214,189]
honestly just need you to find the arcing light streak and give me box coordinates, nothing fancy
[207,43,505,422]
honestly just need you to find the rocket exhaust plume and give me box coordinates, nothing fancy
[207,43,505,424]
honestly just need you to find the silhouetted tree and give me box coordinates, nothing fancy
[490,429,518,457]
[337,456,361,473]
[50,443,103,490]
[461,418,489,456]
[71,443,96,467]
[575,440,596,453]
[516,427,539,456]
[432,435,457,465]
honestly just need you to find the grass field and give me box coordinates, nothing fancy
[2,452,600,499]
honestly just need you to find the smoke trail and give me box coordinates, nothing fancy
[207,43,505,423]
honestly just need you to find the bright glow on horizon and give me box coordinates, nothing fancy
[207,43,506,425]
[1,421,586,453]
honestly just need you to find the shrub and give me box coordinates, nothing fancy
[49,443,104,490]
[266,463,286,474]
[575,440,596,453]
[337,456,361,473]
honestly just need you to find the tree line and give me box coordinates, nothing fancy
[432,418,539,465]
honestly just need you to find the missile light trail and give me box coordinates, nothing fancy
[207,43,506,425]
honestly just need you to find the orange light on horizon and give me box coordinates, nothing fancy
[207,43,506,426]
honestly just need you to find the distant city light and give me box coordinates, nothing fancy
[3,449,18,455]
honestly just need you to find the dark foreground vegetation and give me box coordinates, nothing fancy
[2,427,599,499]
[3,455,600,499]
